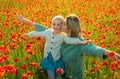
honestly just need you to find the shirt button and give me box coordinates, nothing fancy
[51,42,53,44]
[52,37,54,39]
[50,47,52,49]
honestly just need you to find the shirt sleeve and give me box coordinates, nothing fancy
[83,44,105,59]
[63,35,80,44]
[35,23,48,31]
[26,29,50,37]
[77,37,105,59]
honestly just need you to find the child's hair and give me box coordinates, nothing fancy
[52,15,64,23]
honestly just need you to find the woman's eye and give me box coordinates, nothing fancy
[53,24,55,26]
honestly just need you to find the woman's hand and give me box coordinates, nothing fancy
[21,34,27,37]
[113,53,120,61]
[17,14,25,22]
[104,50,120,61]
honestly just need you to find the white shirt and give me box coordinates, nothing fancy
[26,29,80,60]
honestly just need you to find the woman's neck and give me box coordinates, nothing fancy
[65,31,71,37]
[67,33,71,37]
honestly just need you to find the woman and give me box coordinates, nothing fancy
[18,14,120,79]
[60,14,119,78]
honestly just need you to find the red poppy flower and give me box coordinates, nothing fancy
[25,56,30,60]
[4,22,9,27]
[0,66,5,77]
[4,65,17,74]
[22,74,27,79]
[90,67,94,72]
[29,62,39,68]
[27,71,32,76]
[117,65,120,70]
[110,52,115,57]
[22,65,27,70]
[56,68,64,74]
[36,36,41,40]
[14,58,20,62]
[102,61,108,66]
[11,33,16,39]
[26,43,32,51]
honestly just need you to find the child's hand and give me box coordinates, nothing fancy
[17,14,35,26]
[86,40,92,44]
[78,40,92,44]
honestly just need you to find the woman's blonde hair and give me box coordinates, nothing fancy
[66,14,82,37]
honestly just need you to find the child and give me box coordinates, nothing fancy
[18,15,92,79]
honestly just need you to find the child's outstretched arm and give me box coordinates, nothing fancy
[21,31,40,37]
[17,14,36,26]
[17,14,48,31]
[21,31,47,37]
[63,34,92,44]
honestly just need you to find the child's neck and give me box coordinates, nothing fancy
[53,30,61,36]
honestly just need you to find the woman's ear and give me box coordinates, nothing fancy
[67,28,71,33]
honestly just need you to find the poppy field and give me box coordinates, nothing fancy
[0,0,120,79]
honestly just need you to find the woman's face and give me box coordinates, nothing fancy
[61,19,70,34]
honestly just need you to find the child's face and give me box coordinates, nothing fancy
[52,19,63,31]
